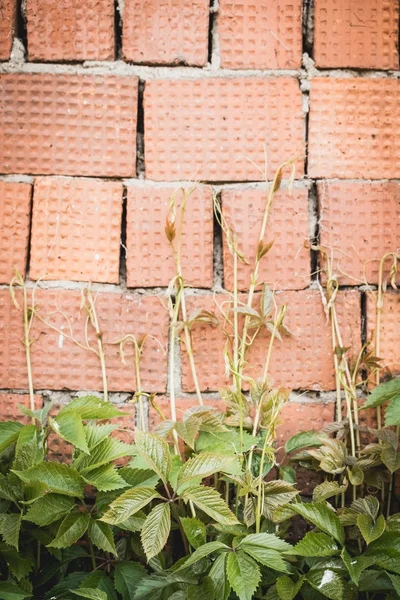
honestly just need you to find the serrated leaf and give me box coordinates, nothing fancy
[291,502,345,545]
[24,493,75,526]
[306,569,344,600]
[114,562,147,600]
[387,573,400,596]
[83,464,129,492]
[238,538,289,572]
[180,517,206,549]
[135,431,172,484]
[47,512,90,549]
[357,513,386,544]
[118,467,159,488]
[0,513,21,550]
[100,487,161,525]
[177,453,239,492]
[276,575,305,600]
[209,553,229,600]
[239,533,293,553]
[0,582,31,600]
[13,463,85,498]
[364,547,400,574]
[88,519,116,555]
[285,431,328,454]
[181,485,239,525]
[263,480,298,519]
[176,541,229,572]
[292,532,340,557]
[341,548,372,585]
[133,572,197,600]
[361,379,400,409]
[0,422,24,454]
[71,590,107,600]
[0,545,34,581]
[187,577,215,600]
[0,475,20,504]
[226,550,261,600]
[381,445,400,473]
[118,512,146,533]
[195,430,258,454]
[313,480,348,502]
[175,417,201,449]
[75,438,135,474]
[52,411,89,453]
[59,396,125,420]
[84,423,118,450]
[141,503,171,561]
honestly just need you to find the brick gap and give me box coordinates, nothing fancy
[302,0,314,59]
[207,0,216,64]
[114,0,123,60]
[16,0,28,55]
[308,180,319,282]
[136,80,145,179]
[119,186,128,288]
[24,182,34,279]
[212,191,224,290]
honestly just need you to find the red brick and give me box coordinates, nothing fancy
[219,0,302,69]
[122,0,209,66]
[275,400,335,448]
[367,291,400,376]
[30,177,123,284]
[26,0,115,62]
[144,78,304,182]
[0,0,16,60]
[181,290,361,392]
[0,182,32,284]
[0,289,169,393]
[222,187,310,291]
[0,393,42,423]
[0,74,137,177]
[126,185,213,288]
[309,78,400,180]
[318,181,400,286]
[149,396,225,430]
[314,0,399,70]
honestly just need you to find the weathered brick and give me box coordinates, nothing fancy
[122,0,209,66]
[30,177,123,284]
[222,187,310,291]
[0,393,42,422]
[0,289,169,393]
[181,290,361,392]
[309,78,400,180]
[275,400,335,448]
[314,0,399,70]
[219,0,303,69]
[367,291,400,376]
[0,74,137,177]
[0,182,32,284]
[318,181,400,286]
[0,0,16,60]
[26,0,115,62]
[144,78,304,182]
[126,185,213,288]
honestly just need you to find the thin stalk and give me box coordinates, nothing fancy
[168,293,181,456]
[85,291,108,403]
[134,342,146,432]
[23,285,36,418]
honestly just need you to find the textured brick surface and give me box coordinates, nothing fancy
[318,181,400,286]
[122,0,209,66]
[0,393,42,422]
[309,79,400,180]
[126,185,213,288]
[0,74,137,177]
[0,182,32,284]
[0,0,16,60]
[314,0,399,70]
[26,0,115,62]
[30,177,123,284]
[0,289,169,392]
[276,400,335,448]
[219,0,303,69]
[181,290,361,392]
[222,187,310,291]
[144,78,304,181]
[367,291,400,376]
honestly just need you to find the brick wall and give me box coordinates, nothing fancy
[0,0,399,442]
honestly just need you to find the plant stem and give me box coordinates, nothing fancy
[168,295,181,456]
[134,342,146,432]
[85,290,108,403]
[23,285,36,419]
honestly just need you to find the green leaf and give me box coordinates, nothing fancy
[59,396,125,420]
[276,575,305,600]
[52,411,89,454]
[313,480,348,503]
[24,493,75,526]
[387,573,400,596]
[262,481,298,519]
[175,541,229,572]
[135,431,172,484]
[141,503,171,561]
[195,430,258,454]
[118,512,146,533]
[75,438,135,474]
[71,590,107,600]
[364,548,400,574]
[83,464,129,492]
[381,445,400,473]
[0,513,21,550]
[175,418,201,449]
[285,431,328,454]
[292,532,340,557]
[133,573,197,600]
[0,422,24,454]
[13,463,85,498]
[177,453,239,492]
[0,545,34,581]
[361,379,400,409]
[181,485,239,525]
[238,532,293,553]
[13,425,41,471]
[306,569,344,600]
[118,468,159,489]
[357,513,386,544]
[291,502,345,545]
[100,487,161,525]
[385,399,400,426]
[209,553,230,600]
[47,512,90,549]
[187,577,215,600]
[84,424,118,450]
[0,582,31,600]
[114,562,147,600]
[238,538,289,572]
[180,517,206,549]
[0,475,19,504]
[341,548,372,585]
[88,519,116,555]
[226,550,261,600]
